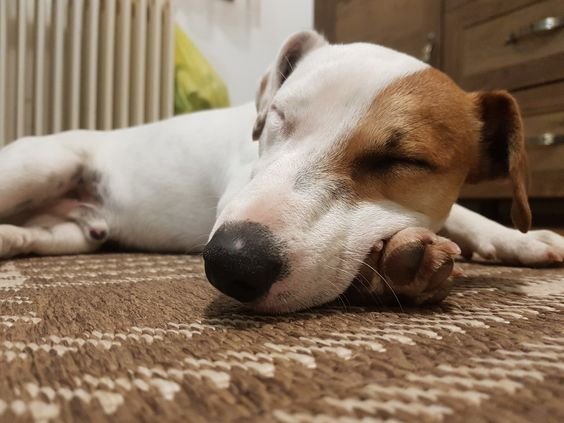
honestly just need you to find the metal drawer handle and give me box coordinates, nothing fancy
[526,133,564,147]
[506,16,564,44]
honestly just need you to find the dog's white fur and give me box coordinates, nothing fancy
[1,31,563,312]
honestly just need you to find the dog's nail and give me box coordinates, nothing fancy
[546,252,563,263]
[372,240,384,252]
[448,244,462,256]
[479,244,496,260]
[452,265,464,277]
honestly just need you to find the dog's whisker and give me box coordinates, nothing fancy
[349,257,404,312]
[284,55,295,73]
[348,271,385,308]
[183,233,213,254]
[282,296,290,313]
[324,263,381,308]
[330,281,349,310]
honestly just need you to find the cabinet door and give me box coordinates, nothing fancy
[315,0,442,67]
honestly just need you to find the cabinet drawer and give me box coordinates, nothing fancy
[444,0,564,91]
[460,153,564,199]
[516,80,564,176]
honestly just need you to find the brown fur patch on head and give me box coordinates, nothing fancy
[332,68,481,224]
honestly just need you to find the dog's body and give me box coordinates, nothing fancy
[4,102,258,253]
[1,32,563,312]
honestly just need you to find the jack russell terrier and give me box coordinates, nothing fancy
[1,31,563,313]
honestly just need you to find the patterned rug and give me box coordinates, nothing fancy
[0,253,563,422]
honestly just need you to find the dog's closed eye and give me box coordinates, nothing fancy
[353,152,436,175]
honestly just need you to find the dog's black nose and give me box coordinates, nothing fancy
[203,222,287,303]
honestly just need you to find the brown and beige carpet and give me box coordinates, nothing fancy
[0,253,563,422]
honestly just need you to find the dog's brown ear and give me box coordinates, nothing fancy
[466,90,531,232]
[253,31,327,141]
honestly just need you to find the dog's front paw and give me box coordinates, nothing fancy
[380,227,461,305]
[474,229,564,267]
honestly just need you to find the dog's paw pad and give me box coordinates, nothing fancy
[381,227,459,305]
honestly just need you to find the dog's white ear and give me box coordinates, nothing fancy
[253,31,327,141]
[465,90,532,233]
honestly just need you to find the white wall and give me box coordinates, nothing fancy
[175,0,314,105]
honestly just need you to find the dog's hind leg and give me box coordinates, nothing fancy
[0,218,103,258]
[46,200,110,243]
[0,133,88,219]
[0,199,108,258]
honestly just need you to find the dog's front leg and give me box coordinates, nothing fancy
[441,204,564,266]
[344,228,461,306]
[380,228,461,305]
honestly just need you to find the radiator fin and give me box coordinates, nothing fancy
[0,0,175,145]
[0,0,7,142]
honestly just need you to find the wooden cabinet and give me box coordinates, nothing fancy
[315,0,564,227]
[315,0,442,67]
[445,0,564,201]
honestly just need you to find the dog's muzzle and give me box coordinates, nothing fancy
[203,222,288,303]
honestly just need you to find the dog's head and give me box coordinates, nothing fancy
[203,31,530,313]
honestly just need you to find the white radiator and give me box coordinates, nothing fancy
[0,0,175,145]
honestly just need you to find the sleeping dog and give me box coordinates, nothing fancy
[1,31,563,313]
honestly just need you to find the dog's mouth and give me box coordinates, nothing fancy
[243,242,388,313]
